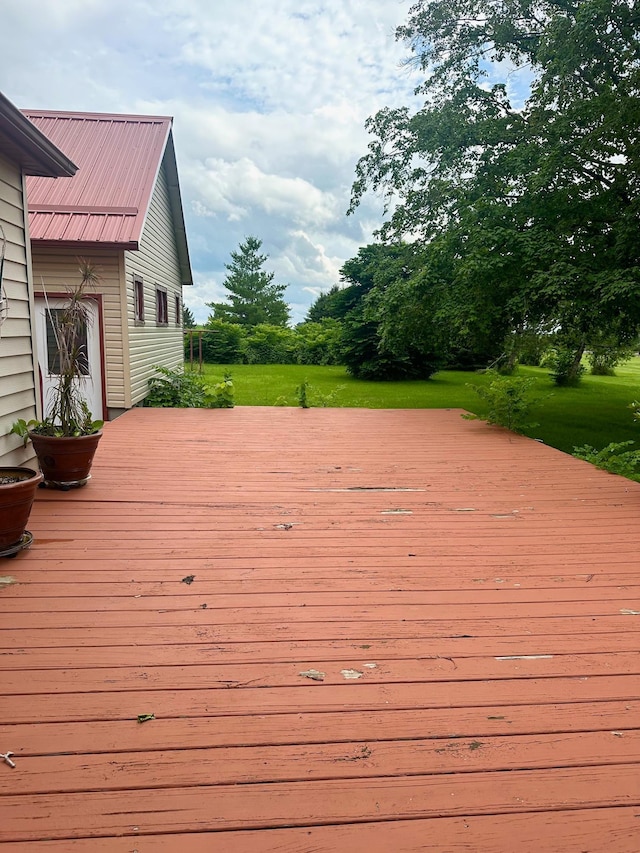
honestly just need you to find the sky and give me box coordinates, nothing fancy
[0,0,426,324]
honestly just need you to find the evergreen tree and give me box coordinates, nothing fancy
[182,305,196,328]
[207,237,290,327]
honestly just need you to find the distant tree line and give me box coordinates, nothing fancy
[192,232,636,380]
[186,317,343,366]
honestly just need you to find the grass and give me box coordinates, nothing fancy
[188,360,640,455]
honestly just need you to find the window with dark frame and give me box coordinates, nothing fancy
[175,295,181,325]
[46,309,89,376]
[134,276,144,322]
[156,287,168,325]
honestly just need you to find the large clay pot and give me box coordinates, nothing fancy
[0,467,43,552]
[29,431,102,489]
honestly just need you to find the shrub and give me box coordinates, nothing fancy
[588,343,635,376]
[341,307,442,380]
[463,372,538,433]
[295,380,346,408]
[185,320,245,364]
[206,373,234,408]
[295,319,343,365]
[243,324,298,364]
[145,366,234,408]
[573,441,640,482]
[546,348,585,386]
[296,380,310,408]
[146,366,208,407]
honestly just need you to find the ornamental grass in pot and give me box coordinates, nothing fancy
[12,261,103,490]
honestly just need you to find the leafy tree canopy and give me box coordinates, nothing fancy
[339,242,447,379]
[207,236,290,327]
[305,285,361,323]
[349,0,640,378]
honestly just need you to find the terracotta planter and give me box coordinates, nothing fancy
[0,467,43,552]
[30,431,103,489]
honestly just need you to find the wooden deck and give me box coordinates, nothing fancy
[1,406,640,851]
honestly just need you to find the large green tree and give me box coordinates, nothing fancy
[350,0,640,380]
[338,243,447,379]
[207,237,290,327]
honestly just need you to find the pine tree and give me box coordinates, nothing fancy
[207,237,290,327]
[182,305,196,328]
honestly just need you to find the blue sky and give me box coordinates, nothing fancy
[1,1,532,324]
[1,0,425,323]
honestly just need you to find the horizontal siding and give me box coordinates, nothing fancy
[31,249,126,409]
[0,387,37,420]
[0,153,38,466]
[125,158,184,404]
[0,352,34,379]
[0,336,35,358]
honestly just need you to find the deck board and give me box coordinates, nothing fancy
[1,406,639,850]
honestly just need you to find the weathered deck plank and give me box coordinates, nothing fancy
[1,406,639,850]
[2,765,640,841]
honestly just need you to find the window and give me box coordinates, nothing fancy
[134,276,144,323]
[46,309,89,376]
[156,287,168,325]
[175,295,181,325]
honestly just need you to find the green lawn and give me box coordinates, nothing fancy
[190,360,640,455]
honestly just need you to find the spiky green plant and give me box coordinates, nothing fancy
[12,260,103,440]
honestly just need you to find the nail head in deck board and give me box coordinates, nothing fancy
[4,406,640,848]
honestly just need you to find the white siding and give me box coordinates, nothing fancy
[31,248,127,409]
[0,153,37,466]
[124,157,184,404]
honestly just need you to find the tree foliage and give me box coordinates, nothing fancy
[207,236,290,327]
[295,319,344,365]
[337,243,447,379]
[200,319,246,363]
[182,305,196,328]
[349,0,640,375]
[185,318,343,367]
[305,285,361,323]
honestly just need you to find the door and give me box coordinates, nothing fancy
[35,297,104,421]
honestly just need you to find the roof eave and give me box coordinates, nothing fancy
[31,238,139,252]
[164,132,193,287]
[135,126,192,287]
[0,91,77,177]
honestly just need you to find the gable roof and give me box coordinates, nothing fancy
[0,92,77,178]
[23,110,192,285]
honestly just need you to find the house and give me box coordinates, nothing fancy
[23,109,193,421]
[0,92,77,467]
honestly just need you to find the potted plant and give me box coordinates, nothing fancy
[0,467,43,556]
[11,260,104,490]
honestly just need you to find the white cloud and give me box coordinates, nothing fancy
[0,0,424,323]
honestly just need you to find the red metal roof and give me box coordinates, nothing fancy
[23,110,172,249]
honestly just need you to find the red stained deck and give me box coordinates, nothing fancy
[1,406,640,851]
